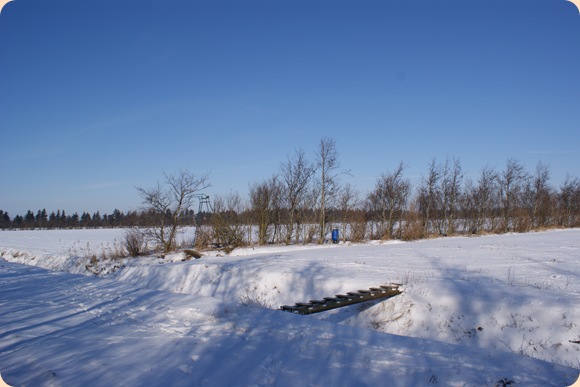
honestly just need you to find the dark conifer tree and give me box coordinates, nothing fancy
[48,211,57,229]
[80,212,91,228]
[13,215,23,228]
[24,210,35,229]
[0,211,11,230]
[35,209,48,229]
[92,211,102,228]
[60,210,66,228]
[70,212,80,228]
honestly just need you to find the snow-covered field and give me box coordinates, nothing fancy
[1,228,579,386]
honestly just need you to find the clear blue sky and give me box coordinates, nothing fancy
[1,0,579,216]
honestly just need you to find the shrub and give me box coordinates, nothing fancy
[124,228,146,257]
[194,226,213,249]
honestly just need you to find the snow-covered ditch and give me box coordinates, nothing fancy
[1,228,579,386]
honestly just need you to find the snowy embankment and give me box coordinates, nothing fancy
[1,228,580,386]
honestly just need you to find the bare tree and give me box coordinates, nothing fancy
[211,192,246,252]
[337,183,360,242]
[269,179,284,244]
[558,175,580,227]
[301,187,319,244]
[522,162,552,229]
[280,149,315,245]
[367,162,410,239]
[478,165,499,232]
[461,165,498,234]
[416,159,441,236]
[439,157,463,235]
[249,175,281,245]
[499,159,528,232]
[137,170,210,253]
[315,137,349,243]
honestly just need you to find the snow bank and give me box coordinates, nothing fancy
[0,261,577,386]
[1,228,580,385]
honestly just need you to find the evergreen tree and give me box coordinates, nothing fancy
[55,210,62,228]
[24,210,35,229]
[70,212,80,228]
[13,215,23,228]
[48,211,57,229]
[0,211,11,230]
[112,209,124,227]
[80,212,91,228]
[92,211,102,228]
[35,209,48,228]
[60,210,66,228]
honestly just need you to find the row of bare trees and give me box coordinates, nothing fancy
[369,158,580,240]
[122,152,580,254]
[3,138,580,255]
[196,152,580,251]
[130,138,352,252]
[243,138,350,246]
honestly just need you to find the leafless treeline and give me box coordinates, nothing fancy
[3,139,580,253]
[200,155,580,249]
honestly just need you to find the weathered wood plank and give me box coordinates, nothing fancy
[281,284,403,315]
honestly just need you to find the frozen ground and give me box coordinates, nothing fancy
[1,228,580,386]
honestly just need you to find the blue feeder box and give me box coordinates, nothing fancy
[331,229,339,244]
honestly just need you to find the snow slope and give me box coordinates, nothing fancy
[1,229,580,386]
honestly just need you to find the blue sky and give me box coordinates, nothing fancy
[1,0,579,216]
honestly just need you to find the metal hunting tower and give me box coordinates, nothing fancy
[195,194,212,214]
[193,194,212,227]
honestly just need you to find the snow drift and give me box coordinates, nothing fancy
[1,228,579,386]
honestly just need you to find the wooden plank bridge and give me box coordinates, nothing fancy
[280,284,402,315]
